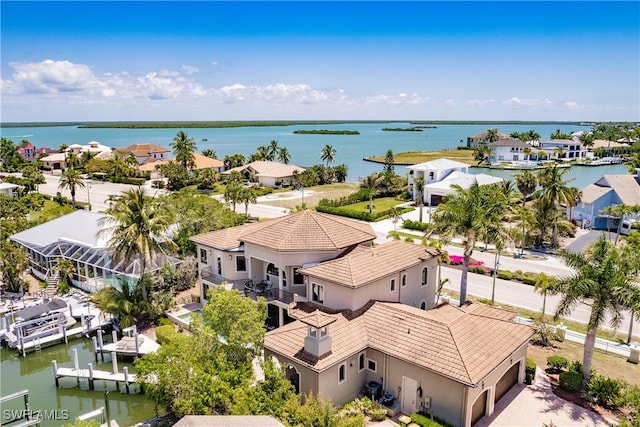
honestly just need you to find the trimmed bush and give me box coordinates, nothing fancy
[403,219,429,232]
[587,375,627,408]
[157,317,173,326]
[497,270,513,280]
[521,274,539,286]
[569,360,583,374]
[559,371,582,392]
[469,265,488,275]
[525,358,537,384]
[155,324,179,345]
[411,412,454,427]
[546,355,569,372]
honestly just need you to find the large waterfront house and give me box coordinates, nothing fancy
[223,160,305,188]
[406,159,503,206]
[264,300,534,427]
[116,143,171,165]
[39,141,114,171]
[571,168,640,229]
[487,139,533,165]
[138,152,225,174]
[465,129,510,149]
[10,210,181,293]
[538,139,588,161]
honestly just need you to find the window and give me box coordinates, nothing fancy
[282,271,287,287]
[339,364,346,384]
[390,278,396,293]
[368,359,377,373]
[421,267,428,287]
[420,301,427,310]
[293,268,304,286]
[217,257,222,275]
[267,263,279,276]
[236,256,246,272]
[401,273,407,288]
[200,249,208,264]
[358,353,365,372]
[312,283,324,304]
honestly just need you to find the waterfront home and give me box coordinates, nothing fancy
[66,141,113,157]
[264,300,535,427]
[39,142,114,171]
[465,129,510,149]
[10,210,181,293]
[487,139,532,164]
[571,168,640,229]
[223,160,305,187]
[39,152,68,171]
[138,152,225,174]
[116,143,171,165]
[190,210,378,328]
[407,159,503,206]
[17,142,36,160]
[538,139,587,161]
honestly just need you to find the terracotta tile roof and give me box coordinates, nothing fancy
[189,223,263,250]
[239,210,376,252]
[488,139,529,148]
[298,311,338,328]
[138,153,224,171]
[223,160,305,178]
[116,143,169,156]
[300,240,440,288]
[264,301,534,386]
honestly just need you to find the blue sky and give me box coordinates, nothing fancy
[1,1,638,122]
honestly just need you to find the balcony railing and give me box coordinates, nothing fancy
[200,267,296,304]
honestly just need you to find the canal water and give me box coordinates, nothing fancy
[0,337,158,426]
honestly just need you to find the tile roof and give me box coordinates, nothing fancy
[137,153,224,171]
[223,161,305,178]
[300,240,440,288]
[116,143,170,156]
[189,223,263,250]
[488,139,529,148]
[264,301,534,386]
[239,210,376,251]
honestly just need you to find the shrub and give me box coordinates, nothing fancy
[587,375,627,408]
[469,265,488,275]
[155,324,179,345]
[157,316,173,326]
[411,411,454,427]
[559,371,582,392]
[152,180,165,189]
[521,274,539,286]
[546,355,569,372]
[569,360,583,373]
[497,270,513,280]
[525,358,537,384]
[403,219,429,232]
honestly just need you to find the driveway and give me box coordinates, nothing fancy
[565,229,611,253]
[474,369,613,427]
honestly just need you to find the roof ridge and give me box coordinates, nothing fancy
[446,321,473,384]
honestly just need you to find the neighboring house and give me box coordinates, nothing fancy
[0,181,20,197]
[39,142,113,170]
[465,129,510,149]
[17,142,36,160]
[39,152,67,170]
[264,300,535,427]
[223,161,305,187]
[487,139,532,164]
[538,139,587,161]
[174,415,285,427]
[116,143,171,165]
[10,210,181,293]
[138,152,225,174]
[571,169,640,229]
[190,210,378,329]
[407,159,503,206]
[67,141,113,157]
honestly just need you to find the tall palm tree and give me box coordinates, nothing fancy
[359,173,383,214]
[98,187,176,302]
[321,144,337,166]
[267,140,279,161]
[514,170,537,256]
[414,175,426,223]
[277,147,291,164]
[58,167,85,209]
[428,181,505,306]
[171,131,197,170]
[238,187,257,216]
[536,165,573,248]
[613,204,634,246]
[554,235,640,388]
[485,128,499,143]
[201,149,217,159]
[533,272,558,318]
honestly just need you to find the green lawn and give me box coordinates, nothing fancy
[365,149,476,165]
[343,197,405,213]
[28,200,74,222]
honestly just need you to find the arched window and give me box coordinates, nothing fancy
[421,267,428,286]
[358,353,365,371]
[339,364,346,384]
[420,301,427,310]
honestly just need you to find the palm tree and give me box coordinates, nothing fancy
[58,167,85,209]
[414,175,426,223]
[613,204,634,246]
[428,181,505,305]
[267,140,279,161]
[224,171,243,212]
[171,131,196,170]
[98,187,176,302]
[277,147,291,164]
[553,146,566,160]
[238,187,257,216]
[390,207,402,230]
[201,149,217,159]
[536,165,574,248]
[485,128,499,143]
[554,235,640,388]
[514,170,537,256]
[473,142,491,165]
[321,145,337,166]
[359,173,383,214]
[533,272,558,318]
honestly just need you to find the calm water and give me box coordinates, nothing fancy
[0,338,157,426]
[0,122,628,187]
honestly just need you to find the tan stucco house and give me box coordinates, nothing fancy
[223,161,305,187]
[264,301,535,427]
[116,143,170,165]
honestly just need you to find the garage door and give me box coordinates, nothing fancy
[494,362,520,403]
[430,194,443,206]
[471,390,487,425]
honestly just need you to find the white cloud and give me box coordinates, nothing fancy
[181,65,199,75]
[503,97,554,108]
[466,98,496,106]
[9,59,95,93]
[363,93,428,106]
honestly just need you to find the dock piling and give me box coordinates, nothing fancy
[97,329,104,362]
[92,337,98,362]
[134,332,140,357]
[88,363,94,390]
[52,360,59,387]
[72,348,80,385]
[123,367,129,394]
[111,351,118,374]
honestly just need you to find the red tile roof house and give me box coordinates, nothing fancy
[116,143,171,165]
[189,210,535,425]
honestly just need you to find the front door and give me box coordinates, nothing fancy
[401,376,418,414]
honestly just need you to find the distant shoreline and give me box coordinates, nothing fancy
[0,120,590,129]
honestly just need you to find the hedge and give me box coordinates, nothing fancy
[403,219,429,232]
[546,355,569,372]
[525,358,536,384]
[155,324,179,345]
[411,412,454,427]
[559,371,582,391]
[315,205,413,222]
[497,270,513,280]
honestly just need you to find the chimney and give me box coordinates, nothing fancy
[304,325,332,357]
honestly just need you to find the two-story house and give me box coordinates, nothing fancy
[116,143,171,165]
[487,139,532,164]
[538,139,587,161]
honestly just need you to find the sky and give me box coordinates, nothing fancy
[1,1,639,122]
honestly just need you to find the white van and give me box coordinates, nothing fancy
[621,219,637,236]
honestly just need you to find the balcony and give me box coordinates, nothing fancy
[200,267,296,305]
